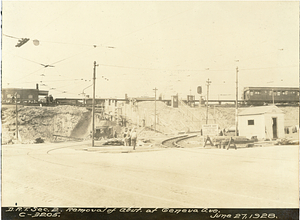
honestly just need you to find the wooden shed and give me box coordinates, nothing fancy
[238,105,284,140]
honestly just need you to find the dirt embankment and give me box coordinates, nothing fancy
[2,105,91,145]
[132,102,299,137]
[2,102,298,145]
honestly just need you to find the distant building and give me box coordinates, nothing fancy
[187,95,195,107]
[238,105,284,140]
[172,95,179,108]
[2,85,48,103]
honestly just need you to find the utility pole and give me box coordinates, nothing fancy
[272,89,275,105]
[15,93,18,140]
[92,61,98,147]
[153,87,158,131]
[206,79,211,124]
[235,66,239,136]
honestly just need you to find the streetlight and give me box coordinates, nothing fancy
[235,65,239,136]
[205,79,211,124]
[81,84,93,105]
[92,61,99,147]
[153,87,158,131]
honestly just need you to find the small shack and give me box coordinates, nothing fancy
[238,105,284,140]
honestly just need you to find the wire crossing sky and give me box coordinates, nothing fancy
[2,1,299,100]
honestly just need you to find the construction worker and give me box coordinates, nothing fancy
[131,128,137,150]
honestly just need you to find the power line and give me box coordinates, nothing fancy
[98,62,297,72]
[3,34,20,40]
[29,3,80,38]
[240,65,297,71]
[103,7,193,45]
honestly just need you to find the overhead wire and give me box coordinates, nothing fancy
[103,7,193,46]
[29,2,80,38]
[2,34,21,39]
[3,3,297,98]
[9,47,98,84]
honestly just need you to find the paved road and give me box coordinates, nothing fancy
[2,141,298,208]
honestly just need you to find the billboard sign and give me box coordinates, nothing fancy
[202,124,219,136]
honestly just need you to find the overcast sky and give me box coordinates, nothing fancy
[2,1,299,100]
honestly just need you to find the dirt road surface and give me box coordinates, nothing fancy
[2,141,298,208]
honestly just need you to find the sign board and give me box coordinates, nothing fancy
[197,86,202,94]
[202,124,219,136]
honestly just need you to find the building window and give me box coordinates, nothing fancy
[28,95,33,99]
[248,120,254,125]
[7,94,12,98]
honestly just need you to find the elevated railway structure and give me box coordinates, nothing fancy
[3,86,299,107]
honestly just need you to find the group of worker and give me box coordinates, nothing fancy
[123,127,138,150]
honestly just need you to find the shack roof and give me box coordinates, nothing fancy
[238,105,284,116]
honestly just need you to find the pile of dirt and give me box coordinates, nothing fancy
[128,101,298,137]
[135,101,236,133]
[136,101,202,134]
[2,105,91,145]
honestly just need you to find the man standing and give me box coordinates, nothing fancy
[131,128,137,150]
[123,128,128,146]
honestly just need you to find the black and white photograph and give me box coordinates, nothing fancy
[1,1,299,219]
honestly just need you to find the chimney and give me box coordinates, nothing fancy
[36,84,39,90]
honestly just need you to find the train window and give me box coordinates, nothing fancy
[254,91,260,95]
[6,94,12,98]
[269,91,273,96]
[28,95,33,99]
[250,91,253,96]
[284,91,288,95]
[248,120,254,125]
[17,94,20,98]
[277,92,281,96]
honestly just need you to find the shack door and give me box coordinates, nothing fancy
[272,117,278,139]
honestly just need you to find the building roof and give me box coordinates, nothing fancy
[243,86,299,91]
[238,105,284,116]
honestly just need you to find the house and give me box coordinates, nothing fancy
[238,105,284,140]
[2,84,48,104]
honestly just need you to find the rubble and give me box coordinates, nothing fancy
[2,105,91,145]
[274,138,299,145]
[2,102,298,146]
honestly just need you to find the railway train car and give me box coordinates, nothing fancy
[243,87,299,105]
[85,98,105,107]
[55,98,83,106]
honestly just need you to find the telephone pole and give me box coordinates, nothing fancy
[15,93,18,140]
[153,87,158,131]
[206,79,211,124]
[92,61,98,147]
[235,66,239,136]
[272,89,275,105]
